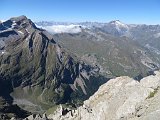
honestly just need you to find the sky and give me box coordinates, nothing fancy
[0,0,160,24]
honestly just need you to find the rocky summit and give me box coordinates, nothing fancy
[0,16,108,119]
[47,71,160,120]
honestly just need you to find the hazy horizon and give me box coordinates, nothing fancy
[0,0,160,24]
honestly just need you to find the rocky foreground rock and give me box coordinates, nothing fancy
[44,71,160,120]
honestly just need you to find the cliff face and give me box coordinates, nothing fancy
[0,16,76,105]
[0,16,108,118]
[48,71,160,120]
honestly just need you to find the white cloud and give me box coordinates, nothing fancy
[36,24,82,34]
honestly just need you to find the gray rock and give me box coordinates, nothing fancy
[48,71,160,120]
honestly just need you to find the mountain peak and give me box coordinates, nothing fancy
[110,20,121,23]
[10,15,28,22]
[3,15,37,30]
[109,20,125,26]
[108,20,129,31]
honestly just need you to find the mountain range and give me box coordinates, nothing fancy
[0,16,160,119]
[36,20,160,78]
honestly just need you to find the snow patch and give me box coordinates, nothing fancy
[25,29,30,33]
[35,24,43,28]
[0,28,12,33]
[17,30,24,35]
[0,50,7,55]
[109,20,129,32]
[1,51,5,54]
[110,20,128,28]
[11,21,17,28]
[154,33,160,38]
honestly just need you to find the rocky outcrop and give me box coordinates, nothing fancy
[22,113,49,120]
[48,71,160,120]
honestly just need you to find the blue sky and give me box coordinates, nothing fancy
[0,0,160,24]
